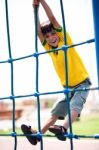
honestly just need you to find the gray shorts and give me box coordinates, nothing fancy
[51,78,91,120]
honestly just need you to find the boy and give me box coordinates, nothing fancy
[21,0,91,145]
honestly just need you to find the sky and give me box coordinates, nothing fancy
[0,0,98,101]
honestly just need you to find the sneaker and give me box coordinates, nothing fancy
[21,124,41,145]
[49,125,67,141]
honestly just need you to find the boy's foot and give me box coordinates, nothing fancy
[21,124,41,145]
[49,125,67,141]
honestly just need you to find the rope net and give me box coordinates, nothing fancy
[0,0,98,150]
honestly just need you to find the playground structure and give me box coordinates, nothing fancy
[0,0,99,150]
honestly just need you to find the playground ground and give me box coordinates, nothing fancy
[0,137,99,150]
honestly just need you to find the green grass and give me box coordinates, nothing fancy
[72,113,99,135]
[0,113,99,137]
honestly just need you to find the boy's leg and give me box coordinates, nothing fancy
[21,115,58,145]
[21,95,67,145]
[49,80,91,140]
[48,110,78,141]
[41,115,58,133]
[63,110,79,129]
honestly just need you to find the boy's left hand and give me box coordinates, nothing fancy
[33,0,40,7]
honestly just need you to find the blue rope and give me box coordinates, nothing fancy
[0,132,99,139]
[0,38,95,64]
[0,86,99,101]
[60,0,73,149]
[5,0,17,150]
[34,5,43,150]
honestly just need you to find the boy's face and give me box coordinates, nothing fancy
[44,30,59,47]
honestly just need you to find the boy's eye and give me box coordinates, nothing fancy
[45,34,50,38]
[44,31,56,38]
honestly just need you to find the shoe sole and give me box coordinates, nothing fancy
[21,124,37,145]
[49,127,66,141]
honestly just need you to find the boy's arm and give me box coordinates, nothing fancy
[37,16,44,42]
[40,0,61,28]
[33,0,44,42]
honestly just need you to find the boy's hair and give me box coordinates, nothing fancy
[41,21,53,35]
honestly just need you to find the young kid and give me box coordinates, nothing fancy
[21,0,91,145]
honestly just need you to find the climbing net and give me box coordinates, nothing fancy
[0,0,99,150]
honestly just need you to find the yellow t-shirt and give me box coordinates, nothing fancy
[42,27,89,87]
